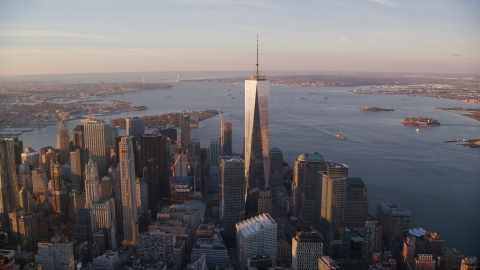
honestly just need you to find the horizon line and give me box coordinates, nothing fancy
[1,70,480,77]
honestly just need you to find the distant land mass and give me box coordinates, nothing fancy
[181,73,480,87]
[182,73,480,104]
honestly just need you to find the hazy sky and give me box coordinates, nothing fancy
[1,0,479,75]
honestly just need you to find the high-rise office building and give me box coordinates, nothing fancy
[220,156,245,242]
[180,115,191,143]
[32,168,48,194]
[460,257,477,270]
[126,117,145,141]
[119,136,138,245]
[39,146,59,178]
[18,162,33,194]
[317,161,349,259]
[0,138,19,227]
[83,119,118,177]
[345,177,368,227]
[73,208,97,243]
[318,256,340,270]
[92,198,117,249]
[85,156,101,208]
[221,122,232,155]
[362,220,382,265]
[8,208,25,242]
[70,147,89,192]
[210,139,220,165]
[141,133,168,204]
[13,137,23,166]
[72,125,85,148]
[159,125,177,141]
[50,161,63,205]
[292,152,325,231]
[170,149,192,201]
[258,186,272,215]
[401,236,416,269]
[209,139,220,193]
[190,115,199,142]
[236,213,277,268]
[422,232,443,255]
[244,38,270,215]
[377,202,411,240]
[108,165,123,235]
[446,248,465,270]
[18,213,38,242]
[100,176,113,200]
[291,231,323,270]
[56,120,70,164]
[21,148,39,171]
[269,147,284,189]
[412,254,435,270]
[35,234,75,270]
[50,161,67,214]
[69,190,85,223]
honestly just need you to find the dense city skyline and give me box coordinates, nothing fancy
[1,0,479,75]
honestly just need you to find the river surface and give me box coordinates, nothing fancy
[2,72,480,257]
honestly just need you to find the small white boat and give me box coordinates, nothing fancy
[416,128,419,132]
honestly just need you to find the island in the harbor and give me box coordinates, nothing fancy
[401,117,440,127]
[110,109,219,128]
[359,103,394,112]
[436,107,480,122]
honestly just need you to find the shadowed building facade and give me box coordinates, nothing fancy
[292,152,325,231]
[0,138,19,227]
[220,156,245,243]
[221,122,232,155]
[56,120,70,164]
[141,133,168,209]
[345,177,368,227]
[119,136,138,245]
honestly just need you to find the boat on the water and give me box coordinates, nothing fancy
[336,133,346,140]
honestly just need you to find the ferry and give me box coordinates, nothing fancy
[336,133,346,140]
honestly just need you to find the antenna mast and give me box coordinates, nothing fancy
[256,34,259,77]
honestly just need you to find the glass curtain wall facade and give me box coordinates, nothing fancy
[244,77,269,214]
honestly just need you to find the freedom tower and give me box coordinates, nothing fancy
[244,36,269,215]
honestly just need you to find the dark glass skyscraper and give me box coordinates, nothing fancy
[141,133,168,206]
[221,122,232,155]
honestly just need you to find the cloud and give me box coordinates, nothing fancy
[0,30,116,40]
[453,54,462,57]
[365,0,398,7]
